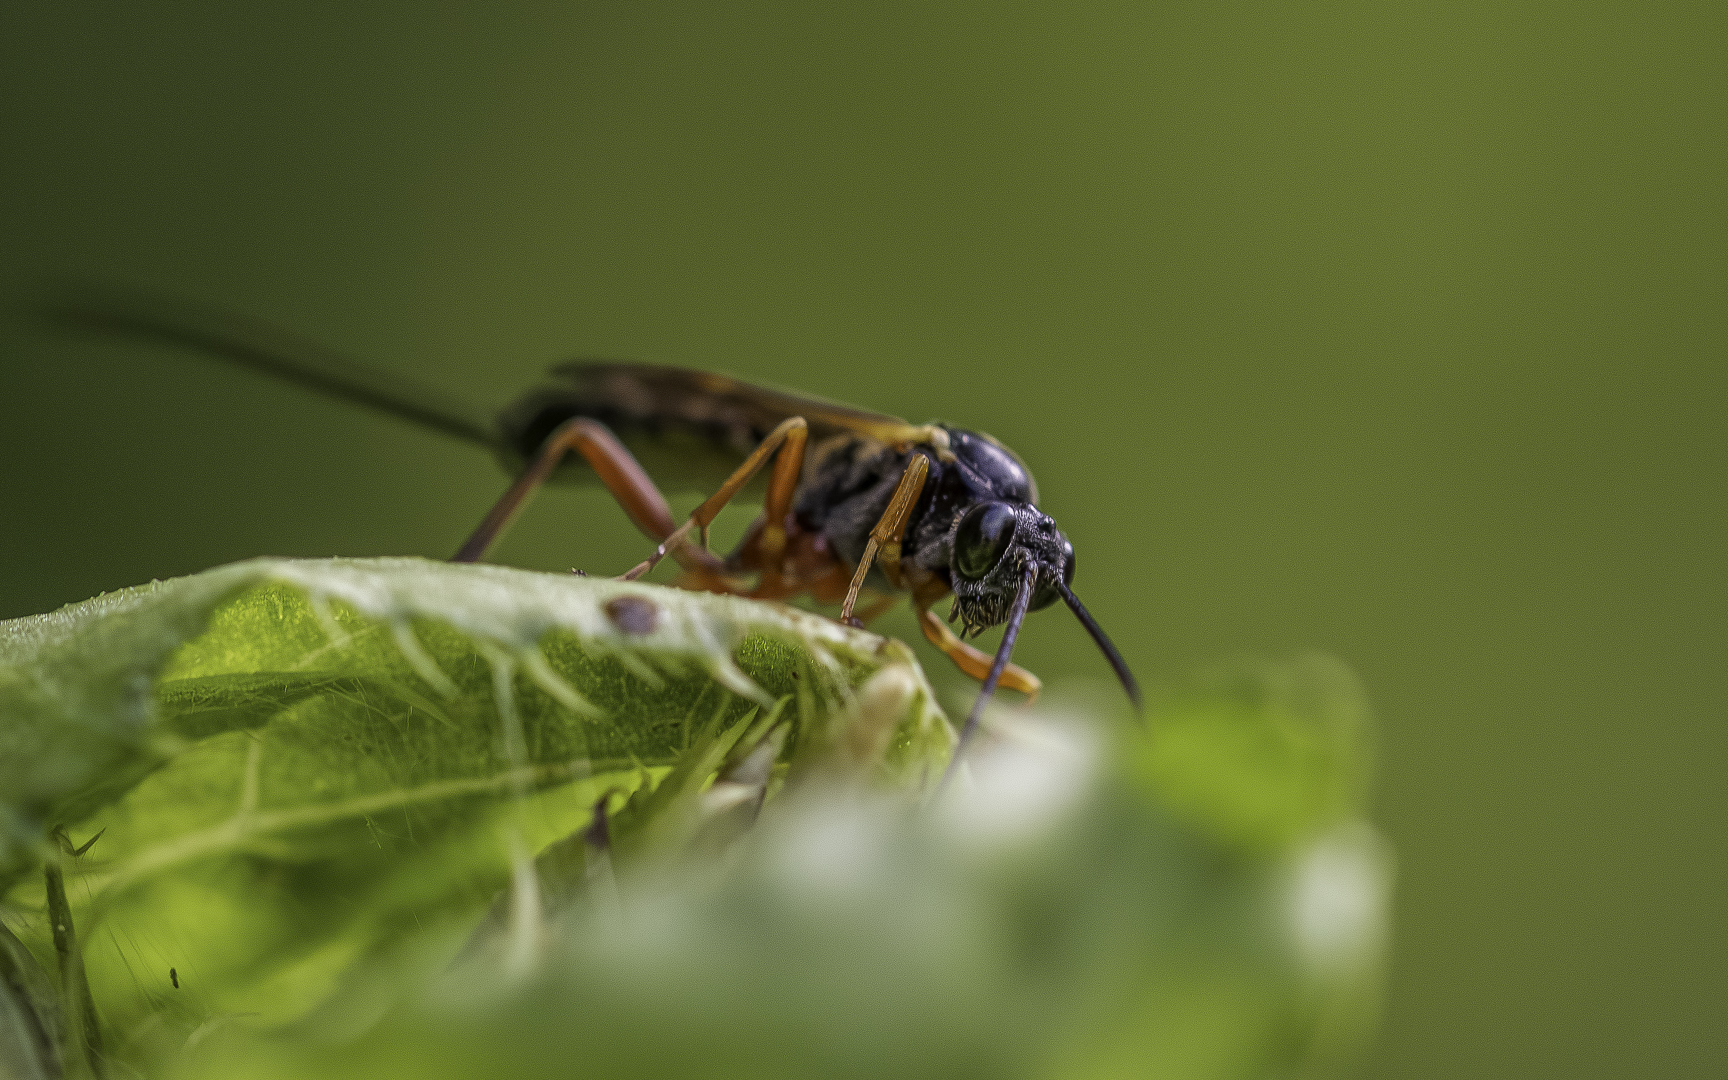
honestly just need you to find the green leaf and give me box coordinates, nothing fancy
[0,557,951,1063]
[0,558,1390,1079]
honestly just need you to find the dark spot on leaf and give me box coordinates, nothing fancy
[170,967,179,989]
[605,596,659,635]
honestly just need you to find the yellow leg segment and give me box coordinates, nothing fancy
[917,606,1042,701]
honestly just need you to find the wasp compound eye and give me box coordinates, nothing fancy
[1030,537,1074,611]
[954,501,1018,581]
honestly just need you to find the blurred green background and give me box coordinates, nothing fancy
[0,3,1721,1076]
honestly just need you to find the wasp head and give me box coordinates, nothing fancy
[941,499,1142,759]
[947,501,1073,635]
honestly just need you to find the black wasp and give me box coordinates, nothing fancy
[50,287,1140,767]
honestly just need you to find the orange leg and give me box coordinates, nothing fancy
[838,453,930,623]
[454,417,723,569]
[750,415,809,594]
[621,417,808,581]
[917,605,1042,701]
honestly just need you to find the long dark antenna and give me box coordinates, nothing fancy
[40,282,503,451]
[941,565,1038,789]
[1056,579,1142,714]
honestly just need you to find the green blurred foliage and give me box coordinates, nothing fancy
[1138,656,1371,855]
[0,917,64,1080]
[1,5,1722,1077]
[0,561,1385,1079]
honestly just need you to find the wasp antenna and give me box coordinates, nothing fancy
[1055,579,1142,716]
[38,280,503,451]
[941,566,1038,789]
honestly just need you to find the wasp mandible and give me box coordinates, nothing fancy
[50,287,1141,765]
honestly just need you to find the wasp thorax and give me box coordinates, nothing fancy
[948,502,1076,634]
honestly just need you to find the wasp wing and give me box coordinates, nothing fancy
[496,362,930,495]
